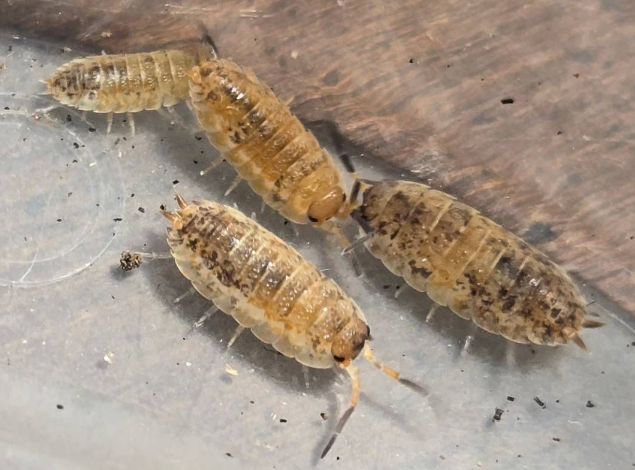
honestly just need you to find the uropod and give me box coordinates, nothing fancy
[121,194,425,457]
[345,179,603,349]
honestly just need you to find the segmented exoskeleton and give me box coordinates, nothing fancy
[122,194,425,458]
[188,60,355,229]
[42,49,200,134]
[349,180,603,348]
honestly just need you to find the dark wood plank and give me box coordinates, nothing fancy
[3,0,634,314]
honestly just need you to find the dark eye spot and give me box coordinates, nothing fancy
[333,355,346,362]
[341,193,346,201]
[308,215,319,223]
[366,325,372,340]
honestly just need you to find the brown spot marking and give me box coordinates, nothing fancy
[408,260,432,278]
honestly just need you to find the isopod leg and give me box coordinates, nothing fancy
[224,174,243,197]
[321,221,362,277]
[394,283,409,299]
[127,112,136,136]
[363,345,428,396]
[227,325,245,348]
[174,287,196,304]
[106,112,113,134]
[200,155,225,176]
[425,304,438,323]
[321,363,360,459]
[461,323,478,356]
[302,365,311,389]
[194,306,218,329]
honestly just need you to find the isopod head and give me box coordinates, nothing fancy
[307,187,347,224]
[331,318,370,368]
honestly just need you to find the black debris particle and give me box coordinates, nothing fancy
[337,456,340,461]
[320,412,327,420]
[113,217,123,222]
[72,159,78,163]
[73,142,80,149]
[553,437,561,442]
[193,160,198,164]
[120,251,143,271]
[556,399,560,403]
[66,114,72,122]
[56,218,62,222]
[67,192,73,197]
[383,284,391,289]
[493,408,504,421]
[249,400,255,404]
[279,418,287,423]
[557,130,563,135]
[88,127,96,132]
[283,220,289,225]
[225,452,233,458]
[56,404,64,410]
[586,400,595,408]
[507,396,515,402]
[195,135,203,141]
[172,180,179,185]
[160,204,166,211]
[573,73,580,78]
[409,58,414,64]
[138,207,145,213]
[501,97,515,105]
[534,397,546,409]
[8,45,12,52]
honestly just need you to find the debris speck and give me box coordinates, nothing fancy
[553,437,561,442]
[88,127,96,132]
[534,397,546,409]
[493,408,504,421]
[160,204,166,211]
[501,97,515,105]
[507,396,515,402]
[138,207,145,213]
[320,412,327,420]
[113,217,123,222]
[103,351,114,364]
[279,418,287,423]
[56,404,64,410]
[586,400,595,408]
[120,251,142,271]
[225,452,233,458]
[172,179,179,185]
[225,364,238,376]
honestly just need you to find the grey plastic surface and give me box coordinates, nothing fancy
[1,33,634,470]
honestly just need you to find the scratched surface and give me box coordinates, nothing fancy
[1,0,635,317]
[1,32,635,470]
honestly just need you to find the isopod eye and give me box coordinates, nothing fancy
[308,215,319,223]
[333,355,346,362]
[366,325,372,341]
[88,91,97,100]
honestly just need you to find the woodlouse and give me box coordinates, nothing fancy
[42,49,201,134]
[122,194,424,457]
[347,180,603,348]
[187,60,356,233]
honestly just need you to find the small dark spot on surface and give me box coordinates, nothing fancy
[138,207,145,213]
[250,400,255,404]
[66,114,72,122]
[557,130,563,135]
[573,73,580,78]
[56,218,62,222]
[524,222,558,244]
[225,452,233,458]
[57,404,64,410]
[409,58,414,64]
[553,437,561,442]
[320,412,328,420]
[3,107,9,110]
[195,135,202,141]
[501,98,515,105]
[493,408,504,421]
[283,220,289,225]
[73,142,79,149]
[113,217,122,222]
[160,204,166,211]
[446,64,452,68]
[193,160,198,165]
[586,400,595,408]
[279,418,287,423]
[88,127,96,132]
[172,180,179,185]
[323,70,340,86]
[337,456,340,461]
[507,396,515,402]
[534,397,546,409]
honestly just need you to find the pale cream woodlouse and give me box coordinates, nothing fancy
[122,194,425,458]
[347,180,603,349]
[42,49,202,134]
[187,59,357,239]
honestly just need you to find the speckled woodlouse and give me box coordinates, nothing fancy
[346,179,603,348]
[121,194,425,457]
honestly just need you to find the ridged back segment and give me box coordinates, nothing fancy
[47,50,195,113]
[358,181,586,346]
[189,60,345,224]
[167,201,365,367]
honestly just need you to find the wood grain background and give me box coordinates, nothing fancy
[2,0,634,315]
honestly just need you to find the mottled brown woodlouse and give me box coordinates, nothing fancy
[42,49,203,134]
[346,180,603,348]
[121,194,425,458]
